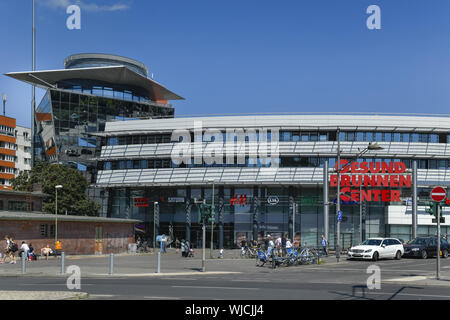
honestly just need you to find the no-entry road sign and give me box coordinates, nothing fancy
[431,187,447,202]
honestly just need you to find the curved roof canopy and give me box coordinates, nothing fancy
[5,65,184,101]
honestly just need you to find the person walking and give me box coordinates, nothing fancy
[281,233,288,257]
[161,234,167,253]
[180,239,185,257]
[321,235,328,257]
[1,236,10,264]
[8,237,17,264]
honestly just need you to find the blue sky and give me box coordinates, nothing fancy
[0,0,449,127]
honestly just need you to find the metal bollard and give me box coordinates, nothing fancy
[157,251,161,273]
[21,252,26,274]
[109,253,114,275]
[61,252,65,274]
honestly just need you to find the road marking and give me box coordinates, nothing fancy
[367,292,450,299]
[144,296,182,300]
[231,279,271,283]
[90,294,116,298]
[171,285,258,290]
[384,276,428,282]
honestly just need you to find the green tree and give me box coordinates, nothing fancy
[12,161,100,216]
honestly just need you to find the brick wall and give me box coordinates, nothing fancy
[0,220,135,255]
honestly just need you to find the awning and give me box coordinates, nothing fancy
[5,65,184,101]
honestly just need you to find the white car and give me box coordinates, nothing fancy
[347,238,404,261]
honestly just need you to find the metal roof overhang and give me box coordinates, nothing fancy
[5,66,184,101]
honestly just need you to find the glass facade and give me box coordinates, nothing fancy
[34,88,174,183]
[103,185,395,249]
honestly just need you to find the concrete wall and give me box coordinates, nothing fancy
[0,220,135,255]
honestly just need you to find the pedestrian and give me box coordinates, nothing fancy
[240,238,247,256]
[321,235,328,257]
[180,239,185,257]
[19,241,30,261]
[218,248,224,259]
[175,238,180,254]
[1,236,10,264]
[275,235,282,256]
[264,235,270,251]
[8,237,17,264]
[282,233,288,256]
[161,234,167,253]
[268,236,275,257]
[28,243,36,261]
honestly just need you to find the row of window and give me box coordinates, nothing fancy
[0,201,33,211]
[0,142,15,150]
[105,131,450,146]
[99,157,450,170]
[337,131,445,143]
[107,134,172,146]
[0,125,15,137]
[40,224,55,238]
[0,167,17,174]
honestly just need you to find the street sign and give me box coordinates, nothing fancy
[432,217,446,224]
[267,196,279,205]
[337,210,343,222]
[431,187,447,202]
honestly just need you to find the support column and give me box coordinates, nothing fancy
[412,161,418,239]
[323,161,329,242]
[252,186,259,242]
[185,187,191,243]
[218,186,224,250]
[288,188,294,241]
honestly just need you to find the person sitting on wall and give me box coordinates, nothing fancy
[28,243,36,261]
[41,244,53,260]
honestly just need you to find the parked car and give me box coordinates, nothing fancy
[403,236,449,259]
[347,238,404,261]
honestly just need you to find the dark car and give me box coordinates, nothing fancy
[403,236,449,259]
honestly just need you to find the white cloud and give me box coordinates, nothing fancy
[39,0,129,12]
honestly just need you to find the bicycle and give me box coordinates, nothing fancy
[297,246,319,265]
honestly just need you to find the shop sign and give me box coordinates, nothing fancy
[300,197,317,206]
[330,161,411,203]
[168,197,185,203]
[230,194,247,206]
[267,196,279,205]
[134,197,149,207]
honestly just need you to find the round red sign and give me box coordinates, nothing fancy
[431,187,447,202]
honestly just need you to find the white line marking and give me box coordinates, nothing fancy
[171,285,258,290]
[367,292,450,299]
[144,296,182,300]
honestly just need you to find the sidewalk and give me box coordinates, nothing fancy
[0,291,89,300]
[0,249,339,278]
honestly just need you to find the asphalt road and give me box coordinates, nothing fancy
[1,255,450,300]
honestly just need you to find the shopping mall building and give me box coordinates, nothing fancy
[6,53,450,250]
[93,114,450,249]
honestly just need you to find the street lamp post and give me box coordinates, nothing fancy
[31,0,36,167]
[208,179,215,259]
[153,202,158,252]
[335,129,383,263]
[55,185,63,248]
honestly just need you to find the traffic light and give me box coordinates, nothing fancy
[425,201,436,217]
[425,201,445,223]
[154,203,160,227]
[208,204,215,223]
[198,203,211,224]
